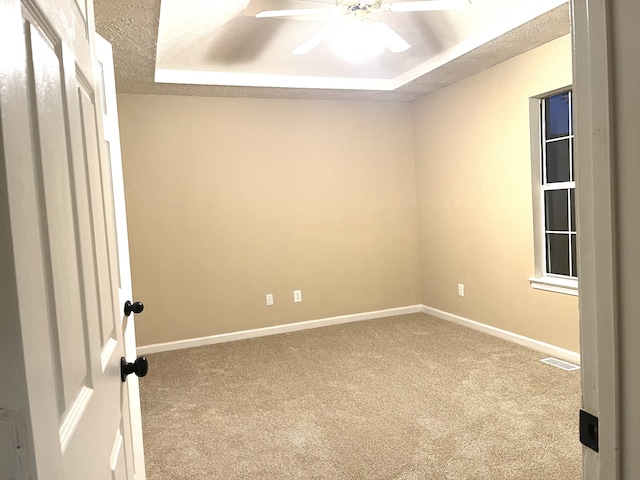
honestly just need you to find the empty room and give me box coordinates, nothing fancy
[98,0,582,477]
[14,0,640,479]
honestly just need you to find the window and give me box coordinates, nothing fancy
[529,89,578,296]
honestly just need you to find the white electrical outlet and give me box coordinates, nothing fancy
[266,293,274,306]
[458,284,464,297]
[294,290,302,303]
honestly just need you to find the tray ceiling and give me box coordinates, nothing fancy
[95,0,570,101]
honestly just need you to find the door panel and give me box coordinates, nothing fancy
[0,0,144,478]
[103,140,123,290]
[28,20,90,417]
[28,16,93,442]
[78,83,119,351]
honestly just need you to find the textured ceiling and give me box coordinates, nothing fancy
[94,0,570,102]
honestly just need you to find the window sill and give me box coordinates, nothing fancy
[529,276,578,296]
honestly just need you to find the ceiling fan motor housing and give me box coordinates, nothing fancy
[337,0,383,14]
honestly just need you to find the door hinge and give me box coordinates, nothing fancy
[580,409,599,452]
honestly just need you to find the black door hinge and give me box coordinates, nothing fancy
[580,409,599,452]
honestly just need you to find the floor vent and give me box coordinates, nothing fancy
[540,357,580,371]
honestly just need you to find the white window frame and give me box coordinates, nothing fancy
[529,87,578,296]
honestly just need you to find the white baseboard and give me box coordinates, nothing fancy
[138,304,581,365]
[421,305,581,365]
[137,305,422,355]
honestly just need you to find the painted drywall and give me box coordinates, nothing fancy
[119,35,579,351]
[118,96,420,345]
[413,34,579,352]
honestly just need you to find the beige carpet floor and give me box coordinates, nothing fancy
[139,313,582,479]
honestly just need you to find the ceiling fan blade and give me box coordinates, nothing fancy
[383,0,469,13]
[374,21,410,52]
[256,7,334,17]
[244,0,331,16]
[291,23,337,54]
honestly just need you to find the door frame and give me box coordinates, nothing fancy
[572,0,618,477]
[573,0,640,478]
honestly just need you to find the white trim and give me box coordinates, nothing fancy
[529,276,578,296]
[138,304,580,367]
[541,181,575,191]
[531,88,578,282]
[137,305,422,355]
[420,305,581,365]
[155,68,396,91]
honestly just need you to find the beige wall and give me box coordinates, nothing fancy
[413,34,579,352]
[119,34,579,351]
[118,96,420,346]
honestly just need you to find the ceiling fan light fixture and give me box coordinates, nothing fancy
[263,0,469,57]
[336,0,382,14]
[332,16,386,60]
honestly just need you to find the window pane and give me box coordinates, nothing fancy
[546,139,571,183]
[545,93,570,139]
[545,189,569,231]
[571,234,578,277]
[547,233,570,276]
[570,189,576,232]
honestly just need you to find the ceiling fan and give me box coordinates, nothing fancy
[252,0,470,56]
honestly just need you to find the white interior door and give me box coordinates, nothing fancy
[0,0,144,478]
[95,34,147,480]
